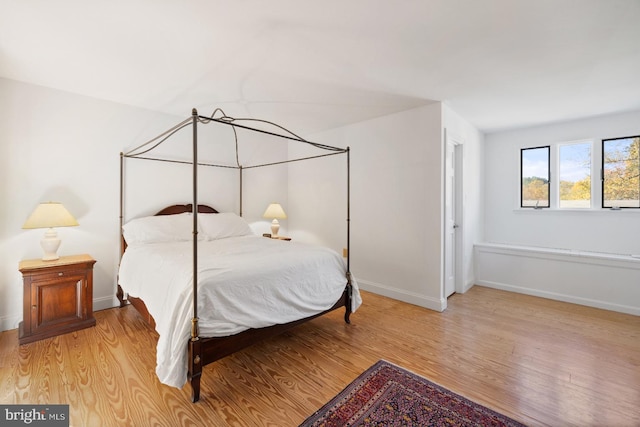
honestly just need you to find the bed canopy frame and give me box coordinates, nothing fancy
[118,108,352,402]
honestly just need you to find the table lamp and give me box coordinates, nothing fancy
[23,202,79,261]
[262,203,287,237]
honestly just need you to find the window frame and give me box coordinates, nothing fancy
[601,135,640,209]
[520,145,550,209]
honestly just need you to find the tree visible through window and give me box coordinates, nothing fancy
[602,136,640,208]
[521,146,550,208]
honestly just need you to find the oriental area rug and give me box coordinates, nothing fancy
[300,360,527,427]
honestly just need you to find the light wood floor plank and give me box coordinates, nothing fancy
[1,286,639,426]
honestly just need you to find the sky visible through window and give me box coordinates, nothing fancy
[522,148,548,180]
[560,143,590,181]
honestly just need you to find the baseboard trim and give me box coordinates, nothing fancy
[357,279,445,312]
[94,295,119,312]
[460,280,475,294]
[0,314,21,332]
[477,279,640,316]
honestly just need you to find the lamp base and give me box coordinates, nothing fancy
[40,228,61,261]
[270,219,280,238]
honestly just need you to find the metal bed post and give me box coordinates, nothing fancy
[189,108,203,403]
[117,152,127,307]
[239,165,243,217]
[119,152,125,260]
[344,146,353,324]
[347,147,351,274]
[191,108,199,339]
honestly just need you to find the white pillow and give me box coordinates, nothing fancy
[199,212,253,240]
[122,212,195,245]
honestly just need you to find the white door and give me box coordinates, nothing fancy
[444,138,458,298]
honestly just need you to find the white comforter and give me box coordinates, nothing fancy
[118,235,361,388]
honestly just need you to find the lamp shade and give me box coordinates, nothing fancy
[23,202,79,229]
[262,203,287,220]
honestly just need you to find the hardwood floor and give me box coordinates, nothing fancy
[1,286,639,426]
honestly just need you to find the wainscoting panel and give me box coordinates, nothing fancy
[475,243,640,316]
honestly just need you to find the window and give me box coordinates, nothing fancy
[559,142,591,208]
[519,137,640,210]
[602,136,640,208]
[521,146,550,208]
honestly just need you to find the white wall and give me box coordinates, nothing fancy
[0,78,287,331]
[288,104,447,311]
[480,110,640,314]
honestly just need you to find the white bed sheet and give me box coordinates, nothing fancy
[118,235,361,388]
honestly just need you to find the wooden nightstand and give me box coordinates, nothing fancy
[262,234,291,241]
[18,254,96,345]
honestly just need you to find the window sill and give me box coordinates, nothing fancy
[514,208,640,214]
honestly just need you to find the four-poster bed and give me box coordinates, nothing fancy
[117,109,358,402]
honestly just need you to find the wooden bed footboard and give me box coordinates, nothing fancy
[187,285,351,402]
[117,282,353,402]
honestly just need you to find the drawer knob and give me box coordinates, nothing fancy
[58,272,63,276]
[32,305,37,309]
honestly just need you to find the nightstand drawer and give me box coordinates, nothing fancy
[27,268,88,282]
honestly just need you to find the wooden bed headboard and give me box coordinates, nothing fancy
[155,204,219,215]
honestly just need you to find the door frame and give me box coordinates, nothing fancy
[443,129,465,300]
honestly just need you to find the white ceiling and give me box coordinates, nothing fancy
[2,0,640,135]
